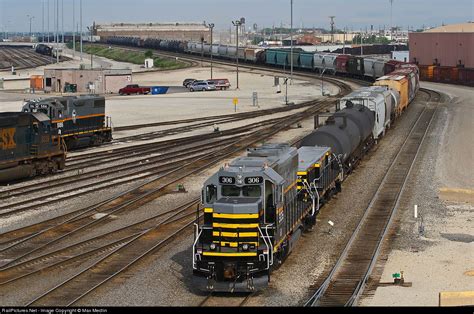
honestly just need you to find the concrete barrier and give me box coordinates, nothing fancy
[439,291,474,306]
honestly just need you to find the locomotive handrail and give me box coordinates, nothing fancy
[192,227,203,270]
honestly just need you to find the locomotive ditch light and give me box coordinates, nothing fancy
[210,243,217,250]
[242,244,249,251]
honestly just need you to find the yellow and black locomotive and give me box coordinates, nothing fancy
[193,144,342,292]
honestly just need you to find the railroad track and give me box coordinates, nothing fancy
[0,99,334,267]
[198,292,255,307]
[0,98,337,307]
[0,46,68,71]
[0,105,320,217]
[305,89,442,307]
[23,200,200,306]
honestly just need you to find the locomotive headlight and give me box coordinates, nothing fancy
[237,179,243,185]
[210,243,216,250]
[242,244,249,251]
[237,175,243,180]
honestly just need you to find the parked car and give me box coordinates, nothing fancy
[119,84,151,95]
[183,78,196,88]
[189,81,216,92]
[207,78,231,90]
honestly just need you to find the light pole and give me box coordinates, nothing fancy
[87,26,93,68]
[360,32,363,55]
[72,0,75,57]
[389,0,394,42]
[232,19,243,90]
[290,0,293,84]
[56,0,59,63]
[321,69,326,96]
[47,0,50,43]
[27,15,35,37]
[61,0,64,43]
[80,0,83,61]
[207,23,215,79]
[42,1,45,42]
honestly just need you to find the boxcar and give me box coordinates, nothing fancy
[335,55,350,74]
[459,68,474,86]
[374,73,410,115]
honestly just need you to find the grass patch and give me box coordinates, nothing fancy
[68,43,187,70]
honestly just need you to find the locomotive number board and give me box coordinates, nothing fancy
[244,177,263,185]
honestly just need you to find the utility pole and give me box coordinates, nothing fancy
[389,0,394,42]
[72,0,75,57]
[232,19,243,90]
[56,0,59,63]
[42,1,45,42]
[87,26,93,68]
[360,31,363,55]
[208,23,215,79]
[61,0,64,43]
[343,26,346,54]
[27,15,35,37]
[47,0,50,43]
[290,0,293,85]
[80,0,83,61]
[329,16,335,44]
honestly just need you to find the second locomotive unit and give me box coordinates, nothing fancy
[22,95,112,149]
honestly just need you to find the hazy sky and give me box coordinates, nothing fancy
[1,0,473,33]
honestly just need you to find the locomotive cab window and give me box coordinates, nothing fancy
[242,185,261,197]
[206,185,217,204]
[222,185,240,197]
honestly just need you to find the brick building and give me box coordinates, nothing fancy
[44,68,132,94]
[93,22,211,42]
[409,22,474,68]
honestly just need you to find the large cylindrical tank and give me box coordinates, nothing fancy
[0,165,34,184]
[300,103,374,162]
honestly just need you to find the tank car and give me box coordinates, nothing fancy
[22,95,112,150]
[300,103,374,171]
[193,143,342,292]
[0,112,65,184]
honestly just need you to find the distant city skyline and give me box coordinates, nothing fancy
[0,0,472,34]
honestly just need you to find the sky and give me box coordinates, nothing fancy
[0,0,473,33]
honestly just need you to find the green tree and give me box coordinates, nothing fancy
[144,50,153,58]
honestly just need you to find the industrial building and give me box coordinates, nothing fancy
[409,22,474,67]
[93,22,211,42]
[44,68,133,94]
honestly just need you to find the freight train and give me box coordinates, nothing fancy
[104,37,408,81]
[22,95,113,149]
[0,112,65,184]
[192,64,419,292]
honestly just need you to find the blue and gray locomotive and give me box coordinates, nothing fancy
[22,95,112,149]
[0,112,65,183]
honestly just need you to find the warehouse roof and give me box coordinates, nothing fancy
[424,22,474,33]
